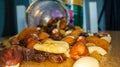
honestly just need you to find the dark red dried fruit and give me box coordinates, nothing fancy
[0,46,23,66]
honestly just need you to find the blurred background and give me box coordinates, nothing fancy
[0,0,120,37]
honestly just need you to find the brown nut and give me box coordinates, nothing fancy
[62,36,75,45]
[70,41,89,60]
[86,36,110,50]
[38,32,49,40]
[77,36,87,44]
[70,29,83,37]
[25,34,40,48]
[18,27,38,40]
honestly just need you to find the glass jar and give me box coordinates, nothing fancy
[26,0,69,27]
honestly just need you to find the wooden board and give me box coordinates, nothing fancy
[20,58,75,67]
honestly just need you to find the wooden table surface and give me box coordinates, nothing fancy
[0,31,120,67]
[100,31,120,67]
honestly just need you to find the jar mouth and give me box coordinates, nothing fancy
[26,0,69,27]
